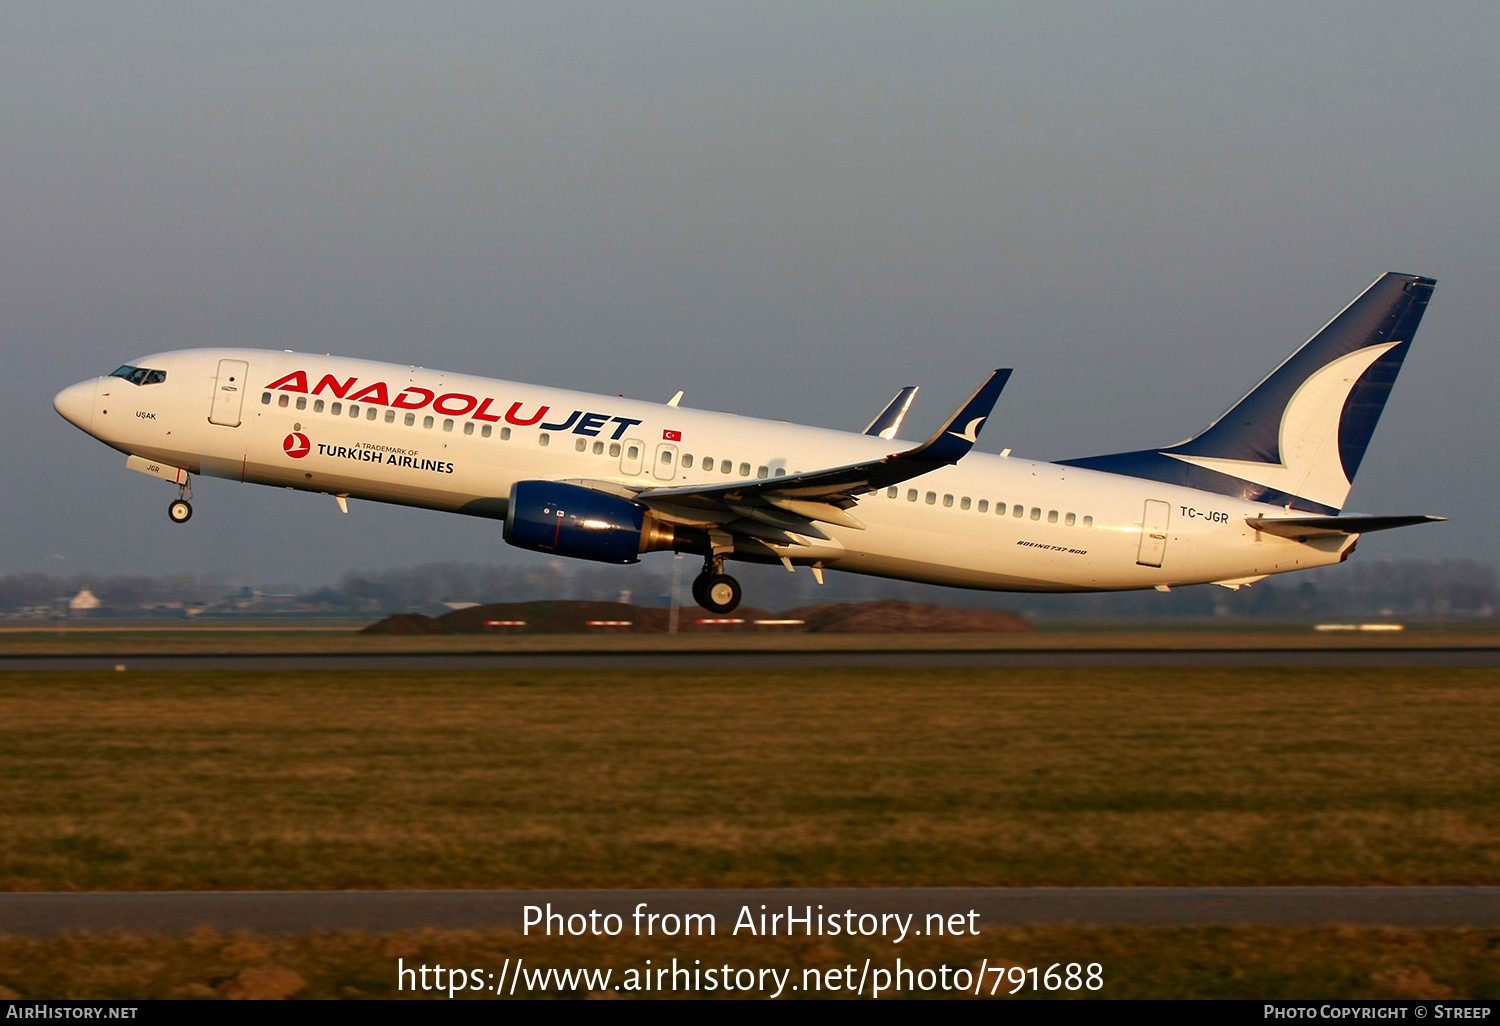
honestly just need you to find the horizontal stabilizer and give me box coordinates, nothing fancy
[1246,514,1445,540]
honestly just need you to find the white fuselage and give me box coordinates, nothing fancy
[57,349,1353,592]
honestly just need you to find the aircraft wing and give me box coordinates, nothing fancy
[862,385,919,439]
[634,370,1010,543]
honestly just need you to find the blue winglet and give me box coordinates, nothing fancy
[899,369,1011,465]
[863,385,920,439]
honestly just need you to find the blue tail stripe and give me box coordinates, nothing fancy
[1337,340,1411,482]
[1165,274,1433,463]
[1060,273,1434,509]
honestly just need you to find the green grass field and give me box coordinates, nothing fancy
[2,666,1497,890]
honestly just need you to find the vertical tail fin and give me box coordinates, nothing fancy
[1061,273,1435,513]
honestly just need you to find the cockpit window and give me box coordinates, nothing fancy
[109,365,166,385]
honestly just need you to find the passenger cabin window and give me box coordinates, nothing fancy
[1030,507,1042,521]
[961,497,971,510]
[594,441,605,454]
[575,438,588,451]
[757,466,768,479]
[297,397,308,411]
[278,395,289,407]
[331,402,343,416]
[502,427,512,440]
[887,487,898,498]
[774,468,786,477]
[978,500,989,513]
[607,441,618,456]
[1083,516,1094,528]
[1013,505,1024,518]
[261,392,271,404]
[464,422,475,436]
[1048,510,1058,524]
[384,409,394,423]
[443,419,454,432]
[314,399,325,413]
[540,433,551,447]
[1065,512,1076,526]
[627,444,639,459]
[422,415,433,428]
[943,494,954,508]
[404,412,415,426]
[481,424,493,438]
[367,407,377,420]
[925,492,937,505]
[682,454,693,468]
[702,458,714,472]
[907,489,918,502]
[663,451,674,465]
[349,404,359,418]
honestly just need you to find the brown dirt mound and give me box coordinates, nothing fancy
[365,601,774,634]
[361,613,448,635]
[364,599,1030,634]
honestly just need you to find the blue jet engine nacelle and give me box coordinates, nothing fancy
[504,480,676,564]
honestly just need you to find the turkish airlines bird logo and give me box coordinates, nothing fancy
[283,432,311,459]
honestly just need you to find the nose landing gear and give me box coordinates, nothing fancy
[691,554,742,614]
[167,476,194,524]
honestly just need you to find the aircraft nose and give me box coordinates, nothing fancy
[53,379,97,432]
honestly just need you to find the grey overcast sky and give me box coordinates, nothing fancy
[4,2,1496,587]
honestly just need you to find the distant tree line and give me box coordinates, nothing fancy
[0,558,1494,621]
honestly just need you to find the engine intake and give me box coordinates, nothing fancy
[503,480,675,564]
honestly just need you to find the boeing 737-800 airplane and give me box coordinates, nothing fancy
[54,273,1442,613]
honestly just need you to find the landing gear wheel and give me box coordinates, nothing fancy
[696,573,742,614]
[168,500,193,524]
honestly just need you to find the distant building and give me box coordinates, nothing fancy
[68,589,101,615]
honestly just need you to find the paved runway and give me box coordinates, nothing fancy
[2,888,1497,936]
[4,647,1499,671]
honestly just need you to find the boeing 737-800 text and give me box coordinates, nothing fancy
[53,273,1443,613]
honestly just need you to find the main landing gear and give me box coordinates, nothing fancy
[167,475,194,524]
[691,555,742,614]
